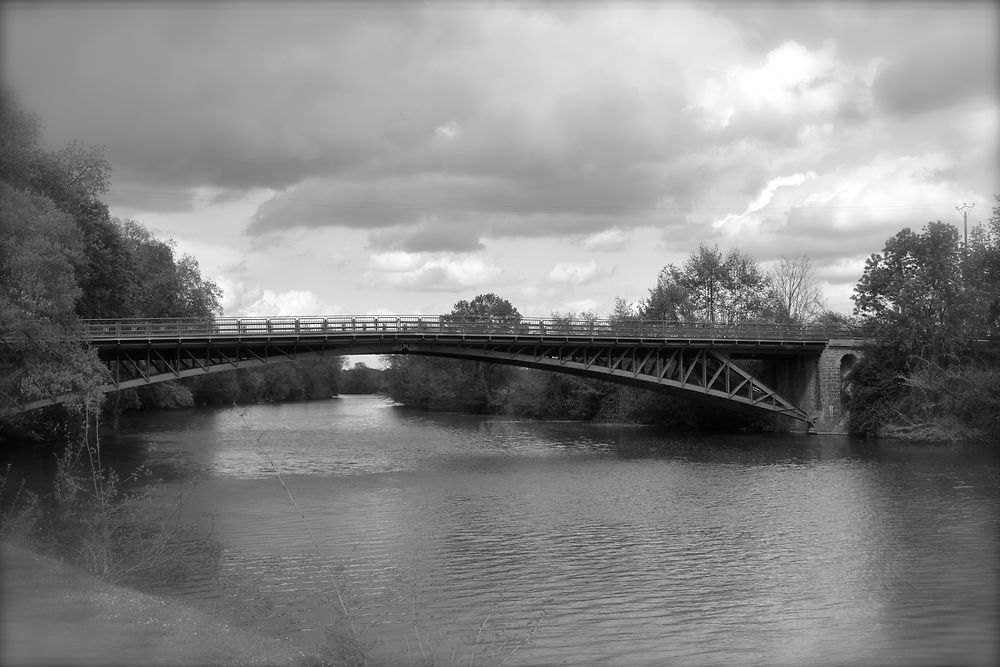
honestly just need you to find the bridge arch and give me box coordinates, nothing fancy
[839,353,859,405]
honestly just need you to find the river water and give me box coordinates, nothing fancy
[36,396,1000,664]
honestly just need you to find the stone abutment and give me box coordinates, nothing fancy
[760,339,865,434]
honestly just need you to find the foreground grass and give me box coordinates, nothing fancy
[0,541,316,666]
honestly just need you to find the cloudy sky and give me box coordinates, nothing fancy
[3,1,997,320]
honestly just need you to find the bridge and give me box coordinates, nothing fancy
[1,315,866,432]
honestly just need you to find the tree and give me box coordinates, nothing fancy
[341,362,383,394]
[1,88,131,320]
[846,212,1000,439]
[0,183,105,415]
[852,221,976,363]
[114,218,222,318]
[0,88,42,192]
[767,255,826,323]
[641,244,771,323]
[963,195,1000,336]
[382,294,522,413]
[608,297,639,324]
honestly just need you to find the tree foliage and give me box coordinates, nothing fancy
[0,182,106,419]
[847,213,1000,440]
[114,218,222,318]
[341,362,383,394]
[382,294,521,414]
[449,293,521,321]
[853,221,978,363]
[0,89,231,426]
[642,244,770,323]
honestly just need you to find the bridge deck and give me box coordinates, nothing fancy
[79,315,851,350]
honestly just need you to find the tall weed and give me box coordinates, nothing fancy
[2,408,219,585]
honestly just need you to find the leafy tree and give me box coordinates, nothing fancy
[30,140,111,217]
[341,362,382,394]
[382,294,522,413]
[175,254,223,318]
[608,297,640,324]
[0,89,232,420]
[450,293,521,321]
[641,270,688,322]
[847,213,1000,439]
[853,221,977,363]
[963,195,1000,336]
[1,88,131,320]
[0,183,105,417]
[114,218,222,318]
[642,244,771,323]
[0,88,42,192]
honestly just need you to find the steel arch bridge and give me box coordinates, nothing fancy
[1,315,857,424]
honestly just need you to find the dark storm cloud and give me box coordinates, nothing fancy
[4,3,716,244]
[2,4,450,190]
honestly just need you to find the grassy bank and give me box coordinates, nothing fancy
[1,541,318,666]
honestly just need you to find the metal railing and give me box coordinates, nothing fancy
[76,315,865,342]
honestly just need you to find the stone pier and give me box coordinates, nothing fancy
[812,339,865,434]
[761,339,865,434]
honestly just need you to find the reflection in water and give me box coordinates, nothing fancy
[70,396,1000,664]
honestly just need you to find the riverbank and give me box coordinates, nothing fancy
[0,541,317,666]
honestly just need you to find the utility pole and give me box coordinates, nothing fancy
[956,202,974,252]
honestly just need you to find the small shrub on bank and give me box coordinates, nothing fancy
[0,463,44,546]
[1,410,220,585]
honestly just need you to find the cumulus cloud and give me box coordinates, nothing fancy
[236,289,335,317]
[364,252,506,292]
[690,39,874,138]
[581,228,630,252]
[548,261,614,285]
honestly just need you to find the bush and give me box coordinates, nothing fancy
[2,411,219,585]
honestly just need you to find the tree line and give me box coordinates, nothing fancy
[382,253,841,431]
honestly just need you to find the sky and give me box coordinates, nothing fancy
[3,1,998,322]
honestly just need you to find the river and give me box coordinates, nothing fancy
[14,395,1000,665]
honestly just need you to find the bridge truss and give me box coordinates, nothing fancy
[2,316,843,422]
